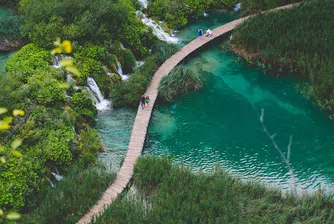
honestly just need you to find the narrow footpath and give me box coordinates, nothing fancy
[77,3,298,223]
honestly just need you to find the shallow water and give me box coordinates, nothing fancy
[144,45,334,193]
[96,109,136,172]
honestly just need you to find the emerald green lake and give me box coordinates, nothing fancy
[97,12,334,193]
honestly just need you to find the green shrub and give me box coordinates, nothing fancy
[43,126,74,166]
[159,65,203,101]
[25,164,115,224]
[74,127,102,167]
[0,11,24,44]
[27,73,66,106]
[5,44,51,80]
[120,49,136,74]
[152,42,179,65]
[71,92,97,127]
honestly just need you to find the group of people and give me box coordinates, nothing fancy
[198,28,212,37]
[140,94,150,109]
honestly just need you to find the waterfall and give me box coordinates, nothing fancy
[136,11,178,44]
[138,0,147,8]
[234,3,241,12]
[86,77,111,111]
[136,61,145,67]
[203,11,209,17]
[116,61,129,80]
[51,172,64,181]
[52,55,61,69]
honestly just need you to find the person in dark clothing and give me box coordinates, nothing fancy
[198,28,203,36]
[140,94,146,109]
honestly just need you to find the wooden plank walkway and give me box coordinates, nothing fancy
[77,3,298,223]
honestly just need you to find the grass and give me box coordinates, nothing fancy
[95,156,334,223]
[24,163,115,224]
[231,0,334,116]
[158,65,203,101]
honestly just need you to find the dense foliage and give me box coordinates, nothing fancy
[95,156,334,223]
[20,0,156,58]
[0,9,24,46]
[25,164,115,224]
[0,43,105,212]
[145,0,300,29]
[231,0,334,116]
[147,0,237,29]
[159,65,203,101]
[111,42,179,107]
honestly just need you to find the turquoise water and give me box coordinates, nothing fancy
[174,11,238,44]
[96,109,136,172]
[144,45,334,193]
[0,7,15,74]
[96,12,334,193]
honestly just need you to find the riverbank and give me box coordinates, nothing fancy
[230,0,334,117]
[94,156,334,223]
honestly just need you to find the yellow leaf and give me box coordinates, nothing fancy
[0,121,10,130]
[6,212,21,220]
[12,150,23,158]
[61,40,72,54]
[65,65,81,77]
[0,156,6,163]
[0,145,4,152]
[51,47,62,55]
[0,208,4,216]
[13,109,25,117]
[54,37,61,46]
[0,107,8,115]
[59,58,74,67]
[11,138,22,150]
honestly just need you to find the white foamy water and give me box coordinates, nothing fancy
[136,11,178,44]
[136,61,145,67]
[234,3,241,12]
[51,172,64,181]
[116,61,129,80]
[138,0,147,8]
[87,77,111,111]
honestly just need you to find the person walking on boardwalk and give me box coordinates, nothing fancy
[198,28,203,36]
[140,94,146,109]
[145,95,150,107]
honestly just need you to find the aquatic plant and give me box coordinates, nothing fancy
[231,0,334,116]
[159,65,203,101]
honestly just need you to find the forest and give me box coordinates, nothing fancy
[0,0,333,223]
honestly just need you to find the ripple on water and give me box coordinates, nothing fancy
[144,44,334,194]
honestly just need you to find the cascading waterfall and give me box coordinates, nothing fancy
[51,172,64,181]
[86,77,111,111]
[136,11,178,44]
[116,61,129,80]
[234,3,241,12]
[138,0,147,8]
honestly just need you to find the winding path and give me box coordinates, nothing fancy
[77,3,298,223]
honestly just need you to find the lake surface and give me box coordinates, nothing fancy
[0,6,15,74]
[96,11,334,193]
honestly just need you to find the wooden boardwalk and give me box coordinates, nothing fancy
[77,3,297,224]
